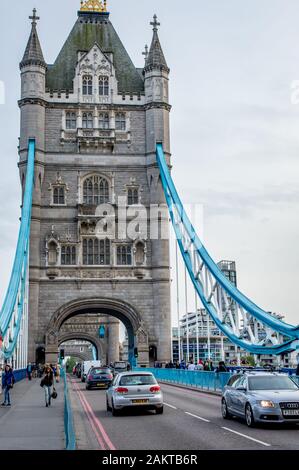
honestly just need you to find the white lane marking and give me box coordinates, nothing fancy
[164,402,177,410]
[221,427,271,447]
[185,412,211,423]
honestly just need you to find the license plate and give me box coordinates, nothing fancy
[97,383,106,387]
[132,399,149,404]
[283,410,299,416]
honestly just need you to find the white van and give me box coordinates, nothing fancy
[81,360,102,382]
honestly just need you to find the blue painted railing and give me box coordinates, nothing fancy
[61,368,76,450]
[0,139,35,359]
[135,368,231,392]
[136,368,299,392]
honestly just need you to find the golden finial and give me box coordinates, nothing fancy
[80,0,107,13]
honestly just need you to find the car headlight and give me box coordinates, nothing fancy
[260,400,275,408]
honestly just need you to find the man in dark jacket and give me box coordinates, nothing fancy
[1,365,15,407]
[41,365,54,407]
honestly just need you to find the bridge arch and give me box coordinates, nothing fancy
[58,331,105,362]
[45,297,145,366]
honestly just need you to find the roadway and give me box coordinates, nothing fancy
[68,377,299,450]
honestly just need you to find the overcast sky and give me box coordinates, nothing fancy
[0,0,299,328]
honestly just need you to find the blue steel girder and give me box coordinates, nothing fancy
[0,139,35,359]
[156,143,299,355]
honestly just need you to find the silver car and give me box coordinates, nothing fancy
[222,371,299,427]
[106,371,164,416]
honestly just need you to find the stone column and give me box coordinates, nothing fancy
[107,317,120,365]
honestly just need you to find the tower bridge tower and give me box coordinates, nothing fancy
[19,1,172,366]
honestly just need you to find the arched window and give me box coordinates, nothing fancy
[99,76,109,96]
[115,113,126,131]
[82,75,93,95]
[48,241,58,266]
[61,245,76,265]
[127,188,139,205]
[117,245,132,266]
[99,113,109,129]
[83,175,109,205]
[66,112,77,130]
[53,186,65,205]
[83,238,111,265]
[82,112,93,129]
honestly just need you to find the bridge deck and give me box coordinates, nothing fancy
[0,376,65,450]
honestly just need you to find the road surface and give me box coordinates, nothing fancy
[68,377,299,450]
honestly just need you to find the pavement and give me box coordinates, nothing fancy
[68,375,299,451]
[0,377,65,450]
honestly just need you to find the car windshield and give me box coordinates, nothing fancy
[248,376,299,391]
[119,375,157,386]
[92,368,111,375]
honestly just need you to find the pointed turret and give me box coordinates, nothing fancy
[145,15,169,73]
[20,9,46,69]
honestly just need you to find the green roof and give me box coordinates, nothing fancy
[46,12,144,93]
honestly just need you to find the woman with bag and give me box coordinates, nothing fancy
[41,365,54,407]
[1,364,15,407]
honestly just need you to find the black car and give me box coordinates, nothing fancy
[86,367,114,390]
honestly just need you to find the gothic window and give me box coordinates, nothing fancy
[115,113,126,131]
[99,76,109,96]
[117,245,132,266]
[53,186,65,205]
[61,245,76,266]
[135,241,145,266]
[48,241,58,266]
[82,112,93,129]
[82,238,111,265]
[66,112,77,130]
[99,113,109,129]
[83,175,110,205]
[127,188,139,205]
[82,75,93,95]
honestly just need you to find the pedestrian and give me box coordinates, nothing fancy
[55,363,61,383]
[41,365,54,408]
[216,361,227,373]
[26,362,33,381]
[188,360,196,371]
[1,364,15,407]
[197,359,204,370]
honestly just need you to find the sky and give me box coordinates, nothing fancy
[0,0,299,328]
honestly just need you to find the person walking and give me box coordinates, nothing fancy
[216,361,228,373]
[188,360,196,371]
[26,362,33,381]
[1,365,15,407]
[41,365,54,408]
[55,363,61,384]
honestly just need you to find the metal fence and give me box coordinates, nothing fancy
[135,368,299,392]
[135,368,231,392]
[61,368,76,450]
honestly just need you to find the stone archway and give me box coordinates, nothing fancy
[45,297,149,366]
[58,331,105,362]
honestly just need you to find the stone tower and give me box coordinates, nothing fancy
[19,2,172,366]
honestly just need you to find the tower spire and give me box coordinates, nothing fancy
[145,15,169,72]
[20,9,46,69]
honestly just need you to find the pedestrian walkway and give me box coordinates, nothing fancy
[0,377,65,450]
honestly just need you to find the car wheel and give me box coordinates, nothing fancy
[111,399,120,417]
[222,399,231,419]
[106,398,112,412]
[156,407,164,415]
[245,403,255,428]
